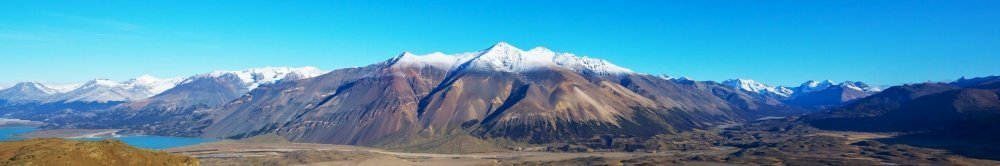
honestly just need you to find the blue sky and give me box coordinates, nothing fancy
[1,1,998,88]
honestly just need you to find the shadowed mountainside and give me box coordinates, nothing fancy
[804,76,1000,160]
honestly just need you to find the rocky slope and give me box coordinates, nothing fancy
[0,138,198,166]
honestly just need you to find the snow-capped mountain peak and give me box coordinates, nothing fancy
[6,82,56,94]
[24,81,58,94]
[389,42,634,76]
[0,82,60,102]
[552,53,633,75]
[50,75,184,103]
[194,66,329,90]
[797,80,836,93]
[838,81,879,92]
[483,42,521,55]
[476,42,634,75]
[469,42,551,72]
[722,79,794,97]
[795,80,880,93]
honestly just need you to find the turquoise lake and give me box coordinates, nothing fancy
[0,126,217,149]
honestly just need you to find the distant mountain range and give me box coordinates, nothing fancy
[0,67,327,130]
[720,79,880,108]
[0,76,180,103]
[0,55,873,110]
[0,67,326,104]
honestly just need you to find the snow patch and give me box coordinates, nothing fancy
[46,83,82,93]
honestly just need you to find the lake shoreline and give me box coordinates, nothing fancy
[15,128,122,139]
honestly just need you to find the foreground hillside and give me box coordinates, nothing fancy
[0,138,198,166]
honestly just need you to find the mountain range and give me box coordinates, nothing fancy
[801,76,1000,159]
[1,42,994,155]
[721,79,881,108]
[0,67,326,130]
[0,67,325,104]
[0,43,813,146]
[0,75,180,104]
[196,42,811,146]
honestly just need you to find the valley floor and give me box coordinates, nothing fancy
[165,120,1000,166]
[166,141,735,166]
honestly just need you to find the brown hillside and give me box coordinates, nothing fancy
[0,138,198,166]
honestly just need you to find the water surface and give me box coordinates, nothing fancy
[0,126,216,149]
[0,126,38,141]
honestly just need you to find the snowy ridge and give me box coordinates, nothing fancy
[795,80,879,93]
[719,79,881,99]
[389,42,634,76]
[0,82,85,102]
[188,66,329,90]
[0,82,60,102]
[722,79,794,97]
[797,80,836,93]
[52,75,182,102]
[391,52,476,69]
[3,67,326,103]
[123,75,183,95]
[838,81,880,92]
[46,83,82,93]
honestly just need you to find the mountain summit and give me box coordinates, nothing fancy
[722,79,795,98]
[390,42,633,76]
[0,82,59,102]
